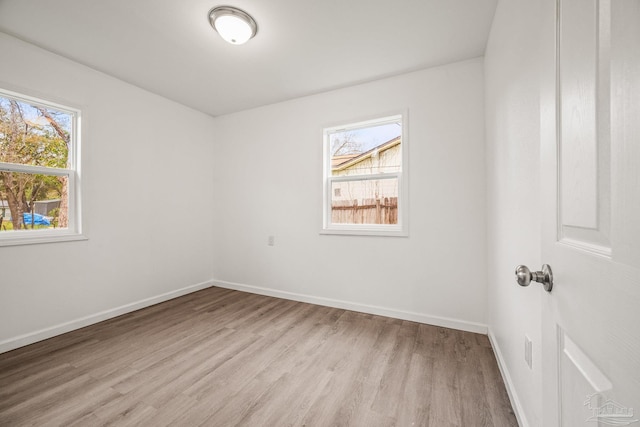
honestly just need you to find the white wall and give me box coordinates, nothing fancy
[0,33,216,351]
[211,59,488,332]
[485,1,542,425]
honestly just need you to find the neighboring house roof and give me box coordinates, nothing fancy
[331,154,359,168]
[332,136,401,172]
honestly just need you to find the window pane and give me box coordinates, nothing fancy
[330,121,401,177]
[0,95,72,169]
[0,171,68,231]
[331,178,398,225]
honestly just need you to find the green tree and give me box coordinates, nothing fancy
[0,97,69,230]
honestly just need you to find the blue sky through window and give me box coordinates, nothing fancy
[330,121,401,156]
[351,122,401,152]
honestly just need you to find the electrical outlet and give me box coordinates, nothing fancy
[524,335,533,369]
[267,235,275,246]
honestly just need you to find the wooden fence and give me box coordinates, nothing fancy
[331,197,398,224]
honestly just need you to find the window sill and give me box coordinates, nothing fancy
[0,231,88,247]
[320,227,408,237]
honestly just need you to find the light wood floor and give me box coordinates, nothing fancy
[0,287,518,426]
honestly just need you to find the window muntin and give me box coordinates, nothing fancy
[0,88,82,245]
[323,114,407,236]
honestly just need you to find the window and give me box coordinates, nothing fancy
[0,88,83,246]
[322,114,408,236]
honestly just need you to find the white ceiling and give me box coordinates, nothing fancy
[0,0,497,117]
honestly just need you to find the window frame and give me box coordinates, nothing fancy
[321,113,409,237]
[0,87,85,246]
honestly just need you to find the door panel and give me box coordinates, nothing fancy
[541,0,640,426]
[559,329,612,427]
[558,0,611,254]
[559,0,599,230]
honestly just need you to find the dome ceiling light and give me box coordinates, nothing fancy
[209,6,258,45]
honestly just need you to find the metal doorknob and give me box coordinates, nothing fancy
[515,264,553,292]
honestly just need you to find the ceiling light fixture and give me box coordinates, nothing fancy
[209,6,258,45]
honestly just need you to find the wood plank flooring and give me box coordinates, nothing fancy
[0,287,518,426]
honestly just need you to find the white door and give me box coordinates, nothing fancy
[539,0,640,426]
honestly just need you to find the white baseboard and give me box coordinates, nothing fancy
[213,279,487,335]
[0,280,214,354]
[488,328,528,427]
